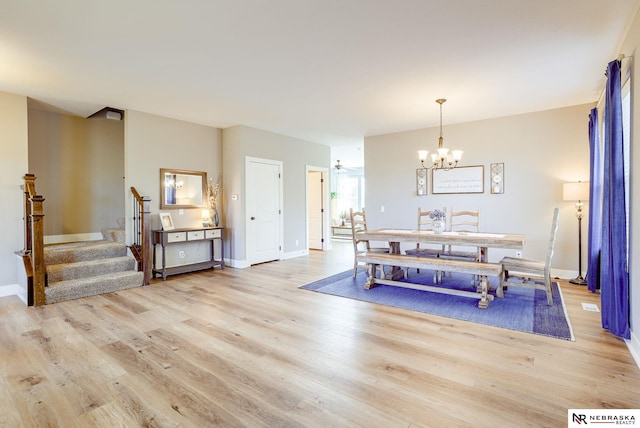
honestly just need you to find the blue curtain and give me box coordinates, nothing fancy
[586,108,601,292]
[599,59,630,339]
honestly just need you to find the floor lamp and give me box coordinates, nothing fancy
[563,181,589,285]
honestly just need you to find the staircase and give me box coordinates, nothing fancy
[43,220,143,304]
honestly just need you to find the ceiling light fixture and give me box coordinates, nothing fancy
[418,98,463,171]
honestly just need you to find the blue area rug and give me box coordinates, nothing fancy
[300,270,574,341]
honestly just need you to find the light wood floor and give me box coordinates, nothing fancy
[1,240,639,427]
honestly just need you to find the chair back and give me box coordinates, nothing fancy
[544,207,561,276]
[447,208,480,232]
[417,207,435,232]
[416,207,444,251]
[350,208,370,251]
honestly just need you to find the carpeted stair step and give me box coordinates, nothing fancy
[45,271,144,304]
[44,240,127,265]
[47,256,136,283]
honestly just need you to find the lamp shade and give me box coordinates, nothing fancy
[563,182,589,201]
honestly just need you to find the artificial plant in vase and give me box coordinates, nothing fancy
[207,176,222,227]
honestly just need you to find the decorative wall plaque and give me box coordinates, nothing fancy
[490,163,504,194]
[432,165,484,194]
[416,168,428,196]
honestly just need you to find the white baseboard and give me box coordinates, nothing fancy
[552,268,581,282]
[284,249,308,259]
[225,251,307,268]
[627,331,640,369]
[0,284,27,304]
[224,258,250,269]
[45,233,103,245]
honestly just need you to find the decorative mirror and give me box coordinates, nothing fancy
[160,168,207,209]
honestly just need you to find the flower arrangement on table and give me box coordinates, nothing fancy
[429,209,446,234]
[429,209,445,221]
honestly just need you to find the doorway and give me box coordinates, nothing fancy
[307,166,328,250]
[246,157,283,265]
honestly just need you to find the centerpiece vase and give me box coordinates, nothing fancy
[433,219,445,234]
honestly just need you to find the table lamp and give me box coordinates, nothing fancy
[202,209,211,227]
[563,181,589,285]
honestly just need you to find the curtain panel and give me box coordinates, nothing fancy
[587,108,601,293]
[599,59,630,339]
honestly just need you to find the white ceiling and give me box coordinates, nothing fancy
[1,0,638,154]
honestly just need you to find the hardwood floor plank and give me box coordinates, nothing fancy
[1,240,639,426]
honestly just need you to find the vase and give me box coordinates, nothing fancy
[433,218,445,234]
[211,208,219,227]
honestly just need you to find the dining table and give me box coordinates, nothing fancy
[356,228,526,279]
[358,229,524,257]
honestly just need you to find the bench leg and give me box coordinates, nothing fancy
[364,263,377,289]
[477,276,490,309]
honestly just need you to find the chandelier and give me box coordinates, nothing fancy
[418,98,463,171]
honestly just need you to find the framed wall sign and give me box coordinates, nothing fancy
[490,162,504,194]
[432,165,484,194]
[416,168,428,196]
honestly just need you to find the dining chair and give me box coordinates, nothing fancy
[438,208,481,284]
[440,208,481,260]
[405,207,443,280]
[497,207,560,306]
[349,208,389,277]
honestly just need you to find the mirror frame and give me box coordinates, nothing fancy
[160,168,208,209]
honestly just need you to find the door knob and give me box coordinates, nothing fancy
[250,216,255,220]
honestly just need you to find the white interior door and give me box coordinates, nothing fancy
[308,170,324,250]
[246,157,282,265]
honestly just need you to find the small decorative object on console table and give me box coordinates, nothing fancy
[430,209,446,234]
[201,209,211,227]
[159,212,174,230]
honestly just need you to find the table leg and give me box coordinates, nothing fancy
[388,241,405,280]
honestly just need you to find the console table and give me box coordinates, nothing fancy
[152,227,224,280]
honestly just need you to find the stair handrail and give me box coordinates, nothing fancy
[131,187,152,285]
[22,174,46,305]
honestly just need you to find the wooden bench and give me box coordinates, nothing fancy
[356,252,503,309]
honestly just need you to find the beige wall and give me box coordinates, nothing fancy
[0,92,28,287]
[222,125,330,266]
[28,109,125,236]
[124,110,222,267]
[365,103,592,273]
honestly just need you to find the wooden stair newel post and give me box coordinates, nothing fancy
[142,196,152,286]
[30,195,46,306]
